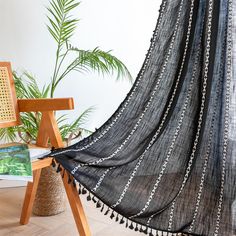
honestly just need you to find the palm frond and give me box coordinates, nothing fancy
[42,84,51,97]
[3,0,131,144]
[73,106,95,127]
[18,112,41,142]
[13,72,49,99]
[0,127,18,143]
[56,114,69,125]
[72,47,132,81]
[55,47,132,87]
[13,72,30,98]
[47,0,80,47]
[59,107,94,140]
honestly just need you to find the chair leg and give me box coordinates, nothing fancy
[62,170,91,236]
[20,169,42,225]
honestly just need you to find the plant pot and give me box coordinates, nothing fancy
[33,166,66,216]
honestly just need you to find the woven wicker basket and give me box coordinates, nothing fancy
[33,166,66,216]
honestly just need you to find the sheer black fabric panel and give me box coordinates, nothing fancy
[51,0,236,235]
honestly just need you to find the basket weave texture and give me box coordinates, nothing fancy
[0,67,16,123]
[33,166,66,216]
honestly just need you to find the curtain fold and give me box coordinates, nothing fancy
[51,0,236,235]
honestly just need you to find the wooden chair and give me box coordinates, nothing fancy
[0,62,91,236]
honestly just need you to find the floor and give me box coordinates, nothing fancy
[0,187,144,236]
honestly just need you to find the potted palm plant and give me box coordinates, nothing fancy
[0,0,131,144]
[1,0,132,216]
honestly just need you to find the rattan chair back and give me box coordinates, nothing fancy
[0,62,21,128]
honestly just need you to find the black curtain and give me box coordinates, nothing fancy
[51,0,236,235]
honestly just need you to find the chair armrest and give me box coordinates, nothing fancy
[18,98,74,112]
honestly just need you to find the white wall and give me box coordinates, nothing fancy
[0,0,161,131]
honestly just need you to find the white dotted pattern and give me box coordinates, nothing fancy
[214,0,232,235]
[51,0,168,158]
[65,0,187,177]
[167,0,214,230]
[188,10,227,233]
[129,0,196,219]
[92,167,114,192]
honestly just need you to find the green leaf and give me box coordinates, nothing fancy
[65,2,80,12]
[0,127,18,142]
[59,107,95,140]
[55,47,132,87]
[3,0,132,144]
[47,0,80,47]
[42,84,51,98]
[47,26,60,43]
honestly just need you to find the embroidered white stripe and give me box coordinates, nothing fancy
[147,16,204,227]
[214,0,232,235]
[91,167,114,192]
[129,0,196,219]
[111,0,195,210]
[67,0,185,176]
[167,0,214,230]
[50,0,168,157]
[188,11,227,232]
